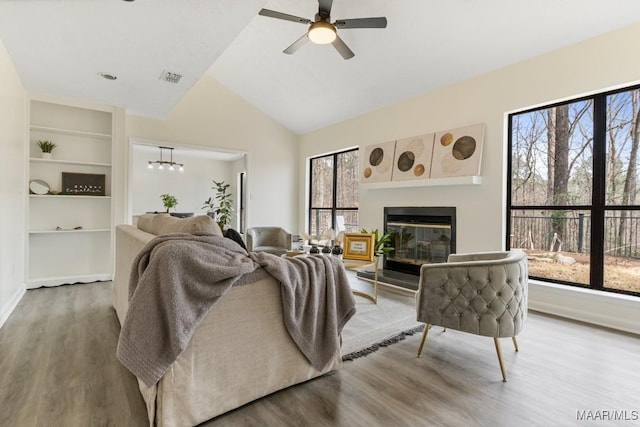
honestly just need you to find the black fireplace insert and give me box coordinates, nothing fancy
[383,207,456,276]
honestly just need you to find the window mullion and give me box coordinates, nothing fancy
[590,94,607,290]
[331,152,338,231]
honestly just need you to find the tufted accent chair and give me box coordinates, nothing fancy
[416,250,528,381]
[245,227,292,256]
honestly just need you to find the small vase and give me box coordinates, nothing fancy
[41,152,52,159]
[331,244,343,256]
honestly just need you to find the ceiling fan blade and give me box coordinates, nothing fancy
[331,35,355,60]
[283,33,309,55]
[258,9,312,24]
[318,0,333,16]
[334,17,387,29]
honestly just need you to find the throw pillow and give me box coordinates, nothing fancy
[137,214,223,237]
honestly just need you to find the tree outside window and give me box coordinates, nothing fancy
[309,149,359,243]
[508,86,640,296]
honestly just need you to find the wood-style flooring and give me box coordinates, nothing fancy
[1,281,639,427]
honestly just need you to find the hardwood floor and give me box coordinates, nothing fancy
[1,281,639,427]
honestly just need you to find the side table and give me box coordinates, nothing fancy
[342,257,378,304]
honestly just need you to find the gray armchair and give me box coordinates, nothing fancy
[245,227,292,256]
[416,251,528,381]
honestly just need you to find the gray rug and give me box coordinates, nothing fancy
[340,275,424,360]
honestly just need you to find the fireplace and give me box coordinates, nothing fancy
[384,206,456,276]
[357,206,456,290]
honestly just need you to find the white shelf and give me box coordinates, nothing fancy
[30,125,111,139]
[360,175,481,190]
[29,228,110,234]
[30,157,111,167]
[29,194,111,199]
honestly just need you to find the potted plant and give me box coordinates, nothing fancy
[37,140,57,159]
[359,228,394,271]
[202,180,234,230]
[361,227,394,257]
[160,193,178,213]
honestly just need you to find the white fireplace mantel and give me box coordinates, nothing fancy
[360,175,481,190]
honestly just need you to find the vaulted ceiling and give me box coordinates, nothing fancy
[1,0,640,135]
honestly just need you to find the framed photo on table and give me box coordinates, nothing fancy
[343,233,375,261]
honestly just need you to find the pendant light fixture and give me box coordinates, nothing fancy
[147,146,184,173]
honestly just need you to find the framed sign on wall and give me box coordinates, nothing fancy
[61,172,106,196]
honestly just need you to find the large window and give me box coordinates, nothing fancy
[309,148,359,241]
[508,85,640,296]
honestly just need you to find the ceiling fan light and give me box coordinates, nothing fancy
[308,21,336,44]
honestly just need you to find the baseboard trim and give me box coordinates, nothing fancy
[0,286,25,329]
[528,280,640,335]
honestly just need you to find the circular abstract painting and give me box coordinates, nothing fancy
[440,132,454,146]
[397,151,415,172]
[369,147,384,166]
[452,136,476,160]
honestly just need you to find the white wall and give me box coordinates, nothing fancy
[0,38,26,327]
[298,22,640,334]
[126,76,299,231]
[130,144,236,217]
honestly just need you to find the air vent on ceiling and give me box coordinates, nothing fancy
[159,70,183,84]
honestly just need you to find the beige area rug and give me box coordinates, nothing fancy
[340,271,424,360]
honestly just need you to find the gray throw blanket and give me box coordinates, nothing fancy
[116,233,356,387]
[249,251,356,372]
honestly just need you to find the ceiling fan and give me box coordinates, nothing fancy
[258,0,387,60]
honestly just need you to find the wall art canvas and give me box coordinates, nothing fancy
[430,123,485,179]
[391,133,435,182]
[360,140,396,183]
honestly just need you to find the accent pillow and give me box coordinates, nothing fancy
[137,214,223,237]
[224,228,247,251]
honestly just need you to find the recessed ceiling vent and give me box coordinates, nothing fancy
[159,70,183,84]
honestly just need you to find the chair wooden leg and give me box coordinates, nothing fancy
[493,338,507,382]
[417,324,430,358]
[512,336,519,352]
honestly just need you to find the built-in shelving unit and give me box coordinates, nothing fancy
[360,175,481,190]
[27,99,114,288]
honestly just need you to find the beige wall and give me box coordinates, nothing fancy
[126,76,299,230]
[0,37,26,327]
[299,22,640,254]
[298,22,640,333]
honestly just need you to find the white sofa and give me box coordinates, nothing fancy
[112,214,342,427]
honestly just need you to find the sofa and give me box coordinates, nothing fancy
[112,214,350,427]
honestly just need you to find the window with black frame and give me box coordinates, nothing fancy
[508,85,640,296]
[308,148,359,243]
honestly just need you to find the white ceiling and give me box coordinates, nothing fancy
[2,0,640,135]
